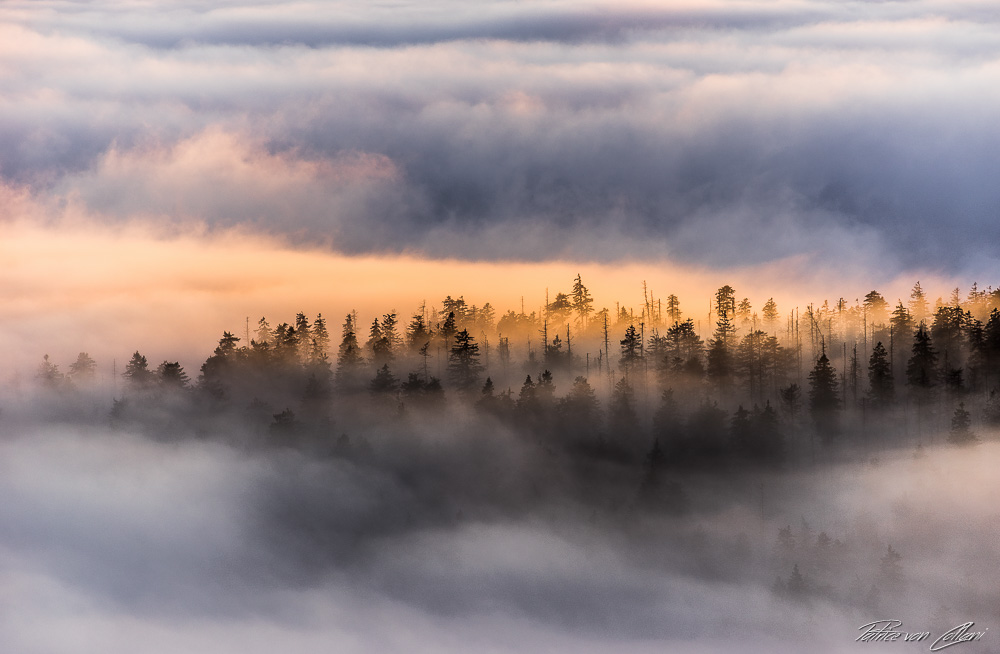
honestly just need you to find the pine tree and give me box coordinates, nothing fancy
[570,274,594,328]
[369,364,398,395]
[406,310,432,352]
[36,354,63,388]
[619,324,643,376]
[737,298,752,330]
[906,323,938,392]
[889,302,913,373]
[440,311,458,348]
[608,377,640,437]
[706,312,736,391]
[762,298,779,331]
[294,312,312,361]
[381,312,402,354]
[311,314,330,360]
[448,328,483,392]
[665,294,681,324]
[948,403,977,445]
[254,317,273,345]
[808,350,840,439]
[867,341,894,407]
[67,352,97,381]
[559,376,601,434]
[123,351,153,390]
[863,290,889,326]
[157,361,189,388]
[909,282,929,324]
[663,318,704,378]
[336,313,363,388]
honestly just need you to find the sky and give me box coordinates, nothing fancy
[3,0,999,370]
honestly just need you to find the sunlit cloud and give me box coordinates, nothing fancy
[0,0,998,273]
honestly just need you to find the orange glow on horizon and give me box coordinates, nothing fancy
[0,218,961,379]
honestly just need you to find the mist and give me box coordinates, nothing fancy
[2,382,998,653]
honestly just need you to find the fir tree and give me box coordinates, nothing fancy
[335,313,363,388]
[67,352,97,382]
[909,281,929,324]
[406,310,432,352]
[762,298,779,331]
[123,351,153,391]
[948,403,977,445]
[311,314,330,360]
[619,324,643,376]
[906,323,938,392]
[370,364,398,395]
[157,361,189,388]
[448,328,483,392]
[808,350,840,439]
[867,341,894,407]
[36,354,63,388]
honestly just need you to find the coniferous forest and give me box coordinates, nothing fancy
[9,275,1000,650]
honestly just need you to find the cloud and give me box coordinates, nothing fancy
[2,409,999,652]
[2,1,1000,275]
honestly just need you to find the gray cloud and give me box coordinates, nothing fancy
[2,398,999,653]
[2,1,1000,277]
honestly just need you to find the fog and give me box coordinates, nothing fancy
[1,385,997,653]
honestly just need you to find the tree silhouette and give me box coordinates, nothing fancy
[906,323,938,394]
[406,310,432,352]
[123,351,153,391]
[157,361,189,388]
[947,403,977,445]
[571,274,594,328]
[67,352,97,382]
[619,324,643,377]
[36,354,63,388]
[448,328,483,392]
[608,377,640,439]
[312,314,330,361]
[335,313,363,389]
[370,364,398,395]
[909,281,929,324]
[762,298,779,331]
[808,350,840,440]
[867,341,893,408]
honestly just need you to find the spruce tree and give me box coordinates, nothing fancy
[123,351,153,391]
[808,350,840,439]
[335,313,363,389]
[67,352,97,381]
[867,341,894,407]
[948,403,977,445]
[619,324,643,376]
[570,274,594,328]
[762,298,779,331]
[448,328,483,392]
[906,323,938,391]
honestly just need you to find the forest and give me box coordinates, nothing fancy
[28,275,1000,464]
[9,275,1000,644]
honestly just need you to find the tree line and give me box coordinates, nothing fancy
[28,277,1000,470]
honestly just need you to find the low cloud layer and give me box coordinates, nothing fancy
[1,1,999,274]
[1,405,998,653]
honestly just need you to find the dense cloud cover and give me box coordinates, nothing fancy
[2,1,1000,273]
[1,399,998,653]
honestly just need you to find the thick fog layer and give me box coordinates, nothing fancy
[1,389,997,653]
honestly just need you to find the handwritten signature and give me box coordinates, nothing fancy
[857,620,988,651]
